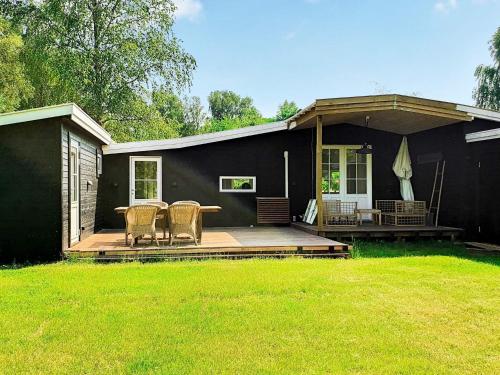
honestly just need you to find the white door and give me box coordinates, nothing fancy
[130,156,162,205]
[322,145,373,209]
[70,140,80,245]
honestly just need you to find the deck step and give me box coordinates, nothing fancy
[464,242,500,256]
[68,252,352,262]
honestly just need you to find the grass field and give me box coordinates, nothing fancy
[0,242,498,374]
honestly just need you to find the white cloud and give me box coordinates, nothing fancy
[174,0,203,21]
[434,0,458,12]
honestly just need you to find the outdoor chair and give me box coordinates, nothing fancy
[324,200,358,226]
[125,205,160,248]
[168,201,201,246]
[147,201,169,239]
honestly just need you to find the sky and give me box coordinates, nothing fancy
[172,0,500,117]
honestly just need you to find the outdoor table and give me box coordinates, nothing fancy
[355,208,382,225]
[114,205,222,242]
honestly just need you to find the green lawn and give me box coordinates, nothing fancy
[0,243,498,374]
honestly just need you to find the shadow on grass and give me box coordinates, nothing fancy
[351,240,500,266]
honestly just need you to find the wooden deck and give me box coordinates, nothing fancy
[67,227,350,260]
[292,222,463,241]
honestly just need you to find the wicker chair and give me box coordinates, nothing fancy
[125,205,160,248]
[147,201,169,239]
[324,200,358,226]
[168,201,201,246]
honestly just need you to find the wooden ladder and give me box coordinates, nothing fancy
[429,160,446,227]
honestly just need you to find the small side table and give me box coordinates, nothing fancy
[356,209,382,225]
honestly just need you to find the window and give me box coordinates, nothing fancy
[219,176,256,193]
[134,160,159,199]
[322,149,340,194]
[346,149,367,194]
[96,152,102,177]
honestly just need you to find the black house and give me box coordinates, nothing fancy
[1,95,500,262]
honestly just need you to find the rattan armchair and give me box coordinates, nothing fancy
[125,205,160,248]
[168,201,201,246]
[147,201,169,239]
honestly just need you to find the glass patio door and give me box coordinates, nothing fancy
[322,145,372,209]
[129,156,162,205]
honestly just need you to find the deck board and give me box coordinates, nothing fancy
[292,222,463,240]
[67,227,349,259]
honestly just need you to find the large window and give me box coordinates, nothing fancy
[321,146,372,201]
[346,149,367,194]
[322,149,340,194]
[219,176,256,193]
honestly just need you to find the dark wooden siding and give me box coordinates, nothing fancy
[61,121,103,250]
[408,119,500,238]
[101,125,403,229]
[0,119,62,262]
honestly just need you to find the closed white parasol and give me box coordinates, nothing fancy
[393,136,415,201]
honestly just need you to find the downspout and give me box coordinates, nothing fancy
[284,151,289,198]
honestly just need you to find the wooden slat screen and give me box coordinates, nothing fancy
[256,197,290,224]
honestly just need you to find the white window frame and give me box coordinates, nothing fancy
[219,176,256,193]
[322,145,373,209]
[129,156,162,205]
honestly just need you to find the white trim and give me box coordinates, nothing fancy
[219,176,256,193]
[284,151,289,198]
[457,105,500,123]
[103,122,287,154]
[69,139,80,245]
[321,145,373,210]
[0,103,112,144]
[129,156,162,205]
[465,128,500,143]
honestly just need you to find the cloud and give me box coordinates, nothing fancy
[174,0,203,21]
[434,0,458,12]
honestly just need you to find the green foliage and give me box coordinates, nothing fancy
[202,114,273,133]
[474,27,500,110]
[275,100,300,121]
[0,256,498,373]
[104,95,179,143]
[208,90,260,120]
[2,0,196,139]
[0,17,32,112]
[182,96,206,136]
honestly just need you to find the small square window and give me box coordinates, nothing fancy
[219,176,256,193]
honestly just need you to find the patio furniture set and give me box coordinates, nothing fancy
[114,202,222,248]
[323,199,426,227]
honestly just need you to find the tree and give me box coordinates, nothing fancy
[275,100,299,121]
[182,96,206,136]
[474,27,500,110]
[208,90,259,120]
[2,0,196,125]
[0,17,32,112]
[104,94,179,143]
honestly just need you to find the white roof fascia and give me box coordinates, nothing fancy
[0,103,112,144]
[103,121,287,155]
[465,128,500,143]
[457,104,500,123]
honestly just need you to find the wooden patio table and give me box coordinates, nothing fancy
[114,205,222,243]
[355,208,382,225]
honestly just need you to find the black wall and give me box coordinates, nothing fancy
[61,121,104,250]
[101,124,404,229]
[0,120,62,262]
[408,119,500,240]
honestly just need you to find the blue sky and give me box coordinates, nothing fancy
[173,0,500,117]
